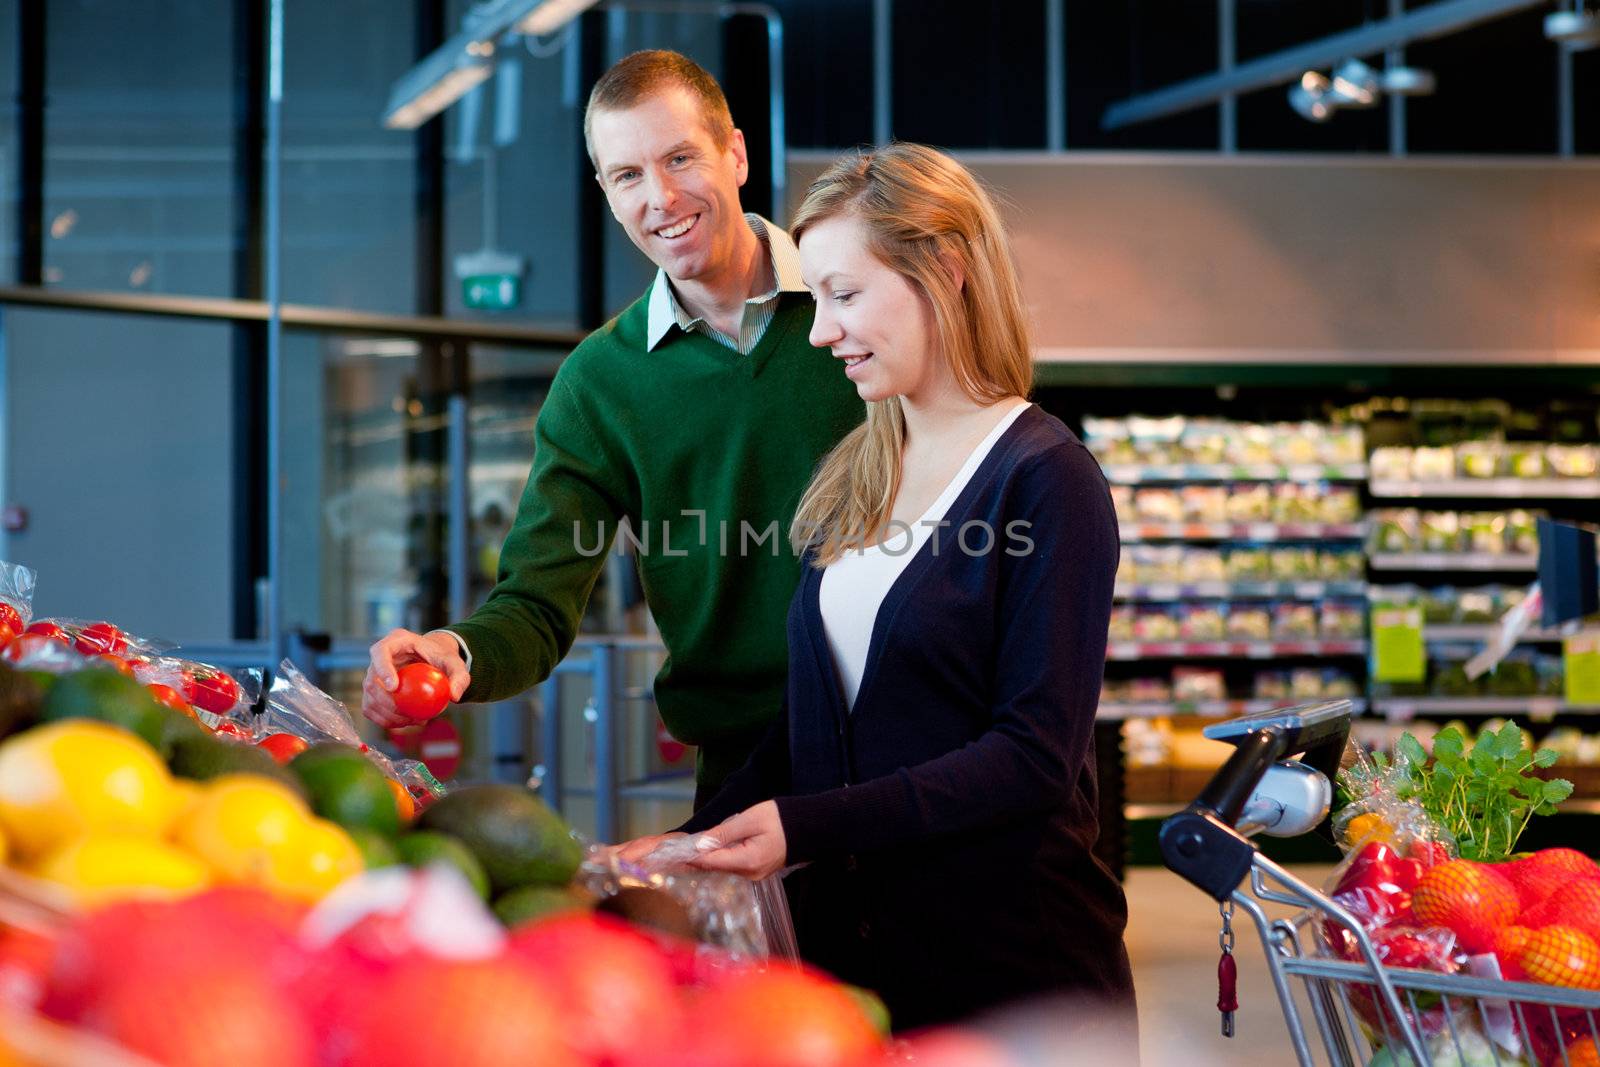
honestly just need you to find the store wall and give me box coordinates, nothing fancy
[789,153,1600,361]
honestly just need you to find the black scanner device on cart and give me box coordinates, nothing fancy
[1159,700,1353,902]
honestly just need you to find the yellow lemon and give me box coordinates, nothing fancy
[0,721,178,860]
[265,817,364,904]
[0,822,8,867]
[30,833,212,908]
[173,774,312,887]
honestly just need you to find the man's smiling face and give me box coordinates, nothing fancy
[590,86,750,282]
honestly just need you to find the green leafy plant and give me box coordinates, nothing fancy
[1388,721,1573,863]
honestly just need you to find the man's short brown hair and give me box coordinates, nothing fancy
[583,50,735,169]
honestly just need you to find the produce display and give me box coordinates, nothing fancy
[1084,415,1365,470]
[1371,583,1532,626]
[1119,544,1365,584]
[1108,599,1366,643]
[1103,666,1360,706]
[1370,443,1598,482]
[1322,723,1600,1066]
[1369,508,1542,557]
[1369,647,1563,700]
[1111,482,1362,524]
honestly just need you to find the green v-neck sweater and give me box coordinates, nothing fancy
[449,291,865,794]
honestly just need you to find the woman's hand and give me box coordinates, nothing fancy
[692,800,787,880]
[610,832,688,866]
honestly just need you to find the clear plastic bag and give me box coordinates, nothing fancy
[129,655,262,721]
[0,560,37,630]
[579,834,799,963]
[263,660,447,809]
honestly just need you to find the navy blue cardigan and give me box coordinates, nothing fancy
[683,405,1134,1033]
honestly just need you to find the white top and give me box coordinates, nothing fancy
[819,402,1032,711]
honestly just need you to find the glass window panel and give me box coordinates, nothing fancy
[1068,0,1221,150]
[1,307,234,639]
[282,0,417,314]
[770,0,873,151]
[891,0,1048,149]
[43,0,233,295]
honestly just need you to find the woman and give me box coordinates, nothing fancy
[628,143,1134,1037]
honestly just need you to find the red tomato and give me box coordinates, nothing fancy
[392,662,451,721]
[93,654,137,677]
[0,621,16,650]
[75,621,128,656]
[25,621,71,645]
[146,684,200,721]
[2,633,65,664]
[0,603,21,633]
[184,669,242,714]
[213,720,253,741]
[256,733,309,763]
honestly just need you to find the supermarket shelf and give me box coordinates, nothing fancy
[1368,552,1538,572]
[1118,521,1367,542]
[1423,624,1598,643]
[1114,580,1367,601]
[1099,698,1368,720]
[1106,639,1367,660]
[1104,463,1368,484]
[1124,802,1185,820]
[1372,697,1600,720]
[1370,478,1600,499]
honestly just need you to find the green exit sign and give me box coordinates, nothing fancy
[462,273,521,311]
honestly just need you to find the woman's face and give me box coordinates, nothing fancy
[800,213,942,405]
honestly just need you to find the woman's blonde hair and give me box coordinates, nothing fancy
[788,143,1034,566]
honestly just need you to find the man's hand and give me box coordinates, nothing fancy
[691,801,786,881]
[610,831,689,867]
[362,628,471,729]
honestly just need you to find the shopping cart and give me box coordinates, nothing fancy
[1159,698,1600,1067]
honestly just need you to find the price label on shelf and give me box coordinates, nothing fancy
[1371,605,1425,684]
[1565,633,1600,706]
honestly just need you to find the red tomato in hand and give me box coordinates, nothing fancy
[184,669,242,714]
[393,662,451,721]
[0,603,21,634]
[257,733,309,763]
[75,622,128,656]
[25,621,71,645]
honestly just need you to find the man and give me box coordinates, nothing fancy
[362,50,863,806]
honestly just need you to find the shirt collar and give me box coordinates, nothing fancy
[646,213,807,351]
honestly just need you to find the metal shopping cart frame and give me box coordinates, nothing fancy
[1158,699,1600,1067]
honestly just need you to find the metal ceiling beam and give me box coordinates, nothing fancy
[1102,0,1545,130]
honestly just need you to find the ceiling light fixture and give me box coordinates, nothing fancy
[1288,71,1338,122]
[1380,65,1438,95]
[1545,2,1600,48]
[1328,58,1382,107]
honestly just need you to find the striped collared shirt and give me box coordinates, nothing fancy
[645,214,807,355]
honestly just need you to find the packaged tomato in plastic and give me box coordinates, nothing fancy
[127,655,262,721]
[262,660,447,810]
[0,559,37,637]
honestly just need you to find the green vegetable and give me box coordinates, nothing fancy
[1384,722,1572,863]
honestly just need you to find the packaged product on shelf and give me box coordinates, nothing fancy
[1172,666,1226,703]
[1321,668,1359,698]
[1276,422,1321,466]
[1122,718,1173,767]
[1227,604,1272,641]
[1411,445,1455,481]
[1483,652,1538,697]
[1418,586,1457,624]
[1462,512,1507,555]
[1118,547,1136,583]
[1254,670,1290,701]
[1179,547,1226,583]
[1229,423,1275,467]
[1178,603,1226,641]
[1505,509,1540,554]
[1369,446,1412,483]
[1133,606,1180,642]
[1271,482,1318,522]
[1318,548,1366,581]
[1317,600,1365,639]
[1126,675,1173,702]
[1225,482,1272,522]
[1180,484,1228,523]
[1503,441,1548,478]
[1109,484,1135,523]
[1456,586,1498,623]
[1319,485,1361,523]
[1455,440,1501,479]
[1109,606,1135,642]
[1133,487,1183,522]
[1289,667,1328,700]
[1546,443,1598,479]
[130,655,262,719]
[1370,509,1420,553]
[1269,546,1320,580]
[1418,511,1463,553]
[1328,424,1366,465]
[1225,547,1272,580]
[1272,601,1319,639]
[1178,418,1226,464]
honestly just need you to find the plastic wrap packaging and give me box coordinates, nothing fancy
[0,560,37,634]
[580,835,799,967]
[262,660,447,811]
[128,655,262,722]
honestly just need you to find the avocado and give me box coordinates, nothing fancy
[289,743,401,837]
[396,830,491,900]
[151,705,210,759]
[168,733,305,794]
[491,884,595,929]
[0,664,43,741]
[594,885,694,940]
[347,827,401,869]
[416,784,582,894]
[40,669,165,747]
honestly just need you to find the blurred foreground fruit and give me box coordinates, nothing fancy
[0,720,179,859]
[686,965,882,1067]
[171,773,312,887]
[30,833,212,907]
[290,743,401,837]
